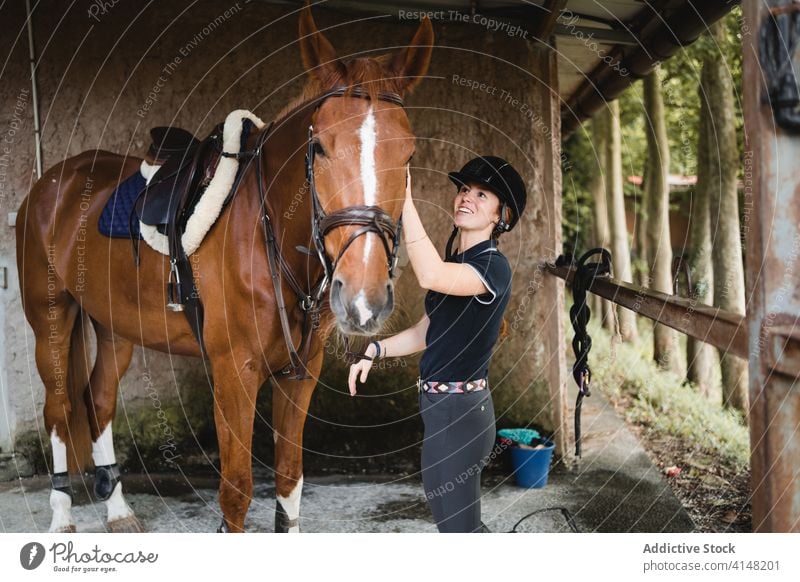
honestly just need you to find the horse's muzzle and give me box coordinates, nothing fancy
[330,278,394,334]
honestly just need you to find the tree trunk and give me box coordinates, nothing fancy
[643,67,679,371]
[590,115,615,331]
[705,21,748,414]
[634,169,650,288]
[686,102,715,397]
[606,100,638,341]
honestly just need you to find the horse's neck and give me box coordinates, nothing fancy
[252,107,319,270]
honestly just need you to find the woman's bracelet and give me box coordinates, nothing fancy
[370,340,382,360]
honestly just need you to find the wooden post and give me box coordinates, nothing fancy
[742,0,800,532]
[533,45,569,463]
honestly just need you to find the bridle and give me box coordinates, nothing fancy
[254,86,407,378]
[305,86,405,306]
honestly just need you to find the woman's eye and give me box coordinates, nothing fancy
[313,141,326,157]
[478,192,486,198]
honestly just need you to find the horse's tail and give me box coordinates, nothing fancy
[67,309,94,474]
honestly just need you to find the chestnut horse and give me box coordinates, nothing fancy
[16,8,433,533]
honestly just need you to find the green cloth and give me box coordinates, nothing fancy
[497,428,541,446]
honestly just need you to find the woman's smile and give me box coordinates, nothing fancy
[453,184,500,230]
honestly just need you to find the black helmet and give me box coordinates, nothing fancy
[448,155,527,232]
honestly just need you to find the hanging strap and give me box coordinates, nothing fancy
[556,248,612,457]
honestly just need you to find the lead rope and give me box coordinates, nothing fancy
[556,248,612,458]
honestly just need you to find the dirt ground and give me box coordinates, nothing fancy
[630,426,752,533]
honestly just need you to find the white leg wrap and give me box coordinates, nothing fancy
[49,428,74,532]
[50,428,68,474]
[92,422,117,467]
[276,475,303,533]
[105,481,135,523]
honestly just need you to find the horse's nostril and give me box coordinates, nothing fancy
[330,278,345,312]
[382,284,395,318]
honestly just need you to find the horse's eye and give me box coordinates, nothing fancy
[313,141,326,157]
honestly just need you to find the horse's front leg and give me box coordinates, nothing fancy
[211,355,264,533]
[271,350,325,533]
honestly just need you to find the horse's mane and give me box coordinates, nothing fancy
[275,54,404,121]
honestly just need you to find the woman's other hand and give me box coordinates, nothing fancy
[348,342,378,396]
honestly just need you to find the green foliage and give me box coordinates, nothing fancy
[586,319,750,469]
[562,8,745,251]
[561,131,595,256]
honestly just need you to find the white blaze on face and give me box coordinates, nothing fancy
[358,107,377,265]
[276,475,303,534]
[92,422,116,467]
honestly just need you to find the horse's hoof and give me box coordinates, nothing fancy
[107,515,144,533]
[51,525,76,533]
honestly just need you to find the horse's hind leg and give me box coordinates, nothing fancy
[85,322,141,532]
[271,350,324,533]
[25,287,88,532]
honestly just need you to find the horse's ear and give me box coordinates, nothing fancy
[390,17,434,93]
[299,3,346,84]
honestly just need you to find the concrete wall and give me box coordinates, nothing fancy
[0,1,565,473]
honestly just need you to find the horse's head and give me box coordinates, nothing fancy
[299,7,433,335]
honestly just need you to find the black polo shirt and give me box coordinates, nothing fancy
[419,239,512,382]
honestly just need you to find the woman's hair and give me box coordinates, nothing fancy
[491,205,514,241]
[498,317,509,341]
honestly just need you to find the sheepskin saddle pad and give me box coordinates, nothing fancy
[98,110,264,256]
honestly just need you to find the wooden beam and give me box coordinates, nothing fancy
[532,0,568,40]
[546,263,749,359]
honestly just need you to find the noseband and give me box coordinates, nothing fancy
[305,86,405,305]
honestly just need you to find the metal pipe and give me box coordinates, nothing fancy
[25,0,43,179]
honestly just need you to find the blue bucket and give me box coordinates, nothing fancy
[510,440,555,488]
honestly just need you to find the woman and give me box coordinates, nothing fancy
[348,155,526,533]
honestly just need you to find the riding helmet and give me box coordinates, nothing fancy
[448,156,527,232]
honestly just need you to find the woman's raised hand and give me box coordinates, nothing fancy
[348,342,378,396]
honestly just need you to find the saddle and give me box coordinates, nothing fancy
[132,121,257,352]
[135,126,220,234]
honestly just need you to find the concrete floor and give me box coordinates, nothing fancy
[0,391,694,533]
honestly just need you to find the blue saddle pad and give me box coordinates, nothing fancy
[99,170,144,239]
